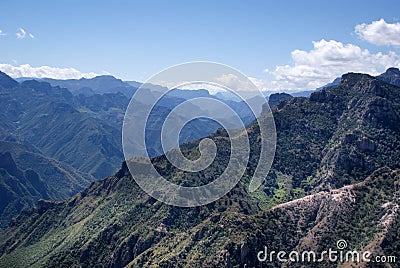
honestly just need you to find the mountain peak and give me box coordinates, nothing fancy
[82,75,122,82]
[338,72,377,90]
[377,67,400,87]
[384,67,400,74]
[0,71,18,89]
[267,92,293,109]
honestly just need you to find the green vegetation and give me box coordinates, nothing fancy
[0,141,94,230]
[0,71,399,267]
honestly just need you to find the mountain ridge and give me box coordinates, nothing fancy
[377,67,400,87]
[0,71,399,267]
[0,140,94,230]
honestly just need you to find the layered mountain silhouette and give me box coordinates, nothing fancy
[0,71,267,229]
[17,75,139,97]
[2,72,260,178]
[0,76,124,179]
[0,70,398,267]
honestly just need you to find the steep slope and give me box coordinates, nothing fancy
[267,92,293,109]
[0,72,399,267]
[377,67,400,87]
[309,73,400,190]
[124,167,399,267]
[0,141,94,230]
[0,160,398,267]
[0,77,124,179]
[17,100,123,179]
[259,72,400,209]
[0,72,19,89]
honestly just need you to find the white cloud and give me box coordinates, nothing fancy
[355,19,400,46]
[269,39,400,90]
[156,74,266,94]
[174,82,225,94]
[0,63,104,79]
[16,28,26,39]
[16,28,34,39]
[214,73,258,92]
[0,30,6,36]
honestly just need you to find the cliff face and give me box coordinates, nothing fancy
[0,72,399,267]
[377,67,400,87]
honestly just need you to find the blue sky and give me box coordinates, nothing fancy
[1,0,400,90]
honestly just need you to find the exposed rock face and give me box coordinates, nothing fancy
[267,92,294,110]
[240,241,250,264]
[309,89,334,102]
[377,67,400,87]
[344,132,357,143]
[36,199,57,213]
[357,137,375,152]
[363,97,399,129]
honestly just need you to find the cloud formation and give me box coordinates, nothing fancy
[16,28,26,39]
[0,63,104,79]
[156,74,267,94]
[355,19,400,46]
[269,39,400,90]
[0,30,6,36]
[16,28,34,39]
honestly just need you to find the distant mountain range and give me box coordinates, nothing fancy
[0,71,269,229]
[0,69,399,267]
[16,67,400,100]
[16,75,139,97]
[2,72,265,177]
[0,77,124,179]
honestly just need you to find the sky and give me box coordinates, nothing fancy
[1,0,400,91]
